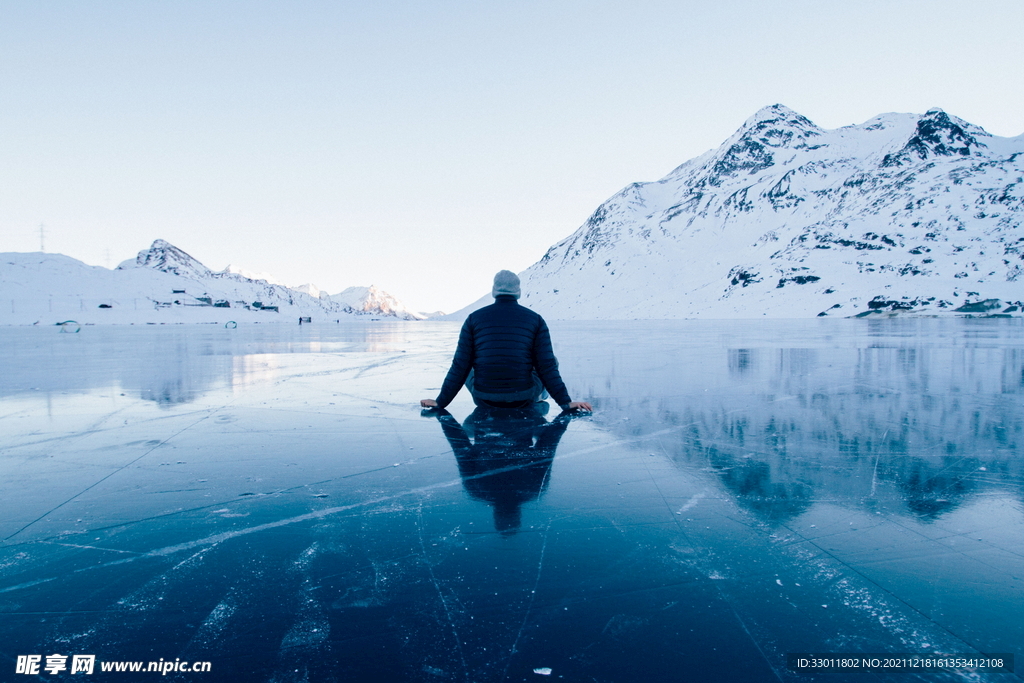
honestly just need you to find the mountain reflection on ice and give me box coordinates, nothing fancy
[1,323,440,405]
[1,319,1022,682]
[557,318,1024,526]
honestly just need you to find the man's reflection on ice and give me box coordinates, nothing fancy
[423,402,573,535]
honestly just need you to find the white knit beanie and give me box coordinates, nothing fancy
[492,270,521,299]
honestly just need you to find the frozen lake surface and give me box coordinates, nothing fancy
[2,319,1022,682]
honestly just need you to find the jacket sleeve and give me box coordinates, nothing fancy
[532,318,573,408]
[435,319,475,408]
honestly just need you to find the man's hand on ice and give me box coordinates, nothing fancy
[420,399,438,408]
[567,401,592,412]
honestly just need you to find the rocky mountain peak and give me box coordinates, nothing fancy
[881,108,987,167]
[701,104,824,186]
[739,104,820,134]
[118,239,213,279]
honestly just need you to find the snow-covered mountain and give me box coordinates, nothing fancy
[292,283,332,300]
[121,239,214,279]
[329,286,426,320]
[1,239,421,325]
[453,105,1024,319]
[417,310,448,319]
[220,264,285,286]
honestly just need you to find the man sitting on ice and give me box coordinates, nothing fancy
[420,270,592,413]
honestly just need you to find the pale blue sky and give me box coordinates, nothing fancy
[2,0,1022,312]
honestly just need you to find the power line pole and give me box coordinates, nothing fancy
[38,223,46,252]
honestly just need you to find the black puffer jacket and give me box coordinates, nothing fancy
[435,296,573,409]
